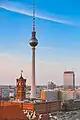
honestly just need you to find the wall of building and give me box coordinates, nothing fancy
[34,101,61,113]
[1,88,9,98]
[40,90,58,101]
[36,88,41,98]
[0,86,10,98]
[26,92,31,98]
[75,90,80,99]
[40,89,80,101]
[0,100,62,114]
[22,103,34,110]
[64,71,75,90]
[34,103,47,114]
[58,90,75,100]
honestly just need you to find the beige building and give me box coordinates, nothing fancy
[58,89,76,101]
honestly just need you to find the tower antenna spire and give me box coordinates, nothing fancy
[32,0,36,32]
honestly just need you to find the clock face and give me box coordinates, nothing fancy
[17,82,25,86]
[17,82,21,86]
[22,83,24,85]
[19,82,21,85]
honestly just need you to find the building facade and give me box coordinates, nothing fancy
[63,71,75,90]
[0,86,10,99]
[0,100,62,114]
[58,90,76,101]
[40,89,58,101]
[1,87,9,98]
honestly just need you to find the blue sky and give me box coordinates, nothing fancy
[0,0,80,85]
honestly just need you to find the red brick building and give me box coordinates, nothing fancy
[16,72,26,101]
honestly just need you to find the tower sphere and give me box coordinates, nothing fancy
[29,38,38,47]
[29,31,38,47]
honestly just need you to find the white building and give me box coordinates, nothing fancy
[26,91,31,98]
[63,71,75,90]
[26,87,41,99]
[36,87,41,98]
[58,90,76,100]
[75,90,80,99]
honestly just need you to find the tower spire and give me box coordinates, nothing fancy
[32,0,36,32]
[21,70,23,77]
[31,0,36,40]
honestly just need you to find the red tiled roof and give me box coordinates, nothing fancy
[0,106,3,111]
[0,105,27,120]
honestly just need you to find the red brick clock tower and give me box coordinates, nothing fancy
[16,70,26,101]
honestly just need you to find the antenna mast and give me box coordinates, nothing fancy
[32,0,36,32]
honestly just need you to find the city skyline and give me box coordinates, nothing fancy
[0,0,80,85]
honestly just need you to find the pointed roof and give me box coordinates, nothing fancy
[0,105,28,120]
[17,70,26,81]
[19,70,24,79]
[19,75,24,80]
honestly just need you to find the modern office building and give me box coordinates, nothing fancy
[63,71,75,90]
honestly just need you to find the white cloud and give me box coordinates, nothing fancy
[0,1,73,25]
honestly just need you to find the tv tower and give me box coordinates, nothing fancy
[29,0,38,98]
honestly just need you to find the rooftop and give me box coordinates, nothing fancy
[0,105,27,120]
[64,71,74,74]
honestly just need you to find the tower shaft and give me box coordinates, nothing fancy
[29,0,38,98]
[31,47,36,98]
